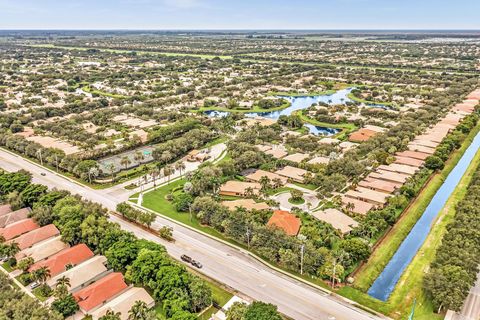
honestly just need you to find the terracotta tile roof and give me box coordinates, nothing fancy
[245,169,287,184]
[283,153,309,163]
[394,156,424,168]
[29,243,94,277]
[0,208,30,228]
[267,210,301,236]
[0,218,39,241]
[395,150,430,160]
[0,204,12,216]
[9,224,60,250]
[74,272,128,312]
[349,128,378,142]
[275,166,308,183]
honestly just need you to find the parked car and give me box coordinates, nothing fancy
[30,281,40,289]
[191,260,203,269]
[181,254,192,263]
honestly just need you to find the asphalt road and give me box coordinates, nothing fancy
[0,149,387,320]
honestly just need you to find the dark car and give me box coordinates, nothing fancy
[191,260,202,269]
[181,254,192,263]
[40,172,46,176]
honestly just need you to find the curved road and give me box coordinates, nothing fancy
[0,149,387,320]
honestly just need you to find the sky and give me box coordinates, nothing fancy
[1,0,479,30]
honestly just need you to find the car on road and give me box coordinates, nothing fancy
[181,254,192,263]
[191,260,202,269]
[40,172,46,176]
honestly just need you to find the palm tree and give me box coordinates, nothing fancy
[175,161,186,176]
[5,242,20,258]
[54,275,71,297]
[163,165,174,185]
[100,309,122,320]
[120,156,132,170]
[33,266,51,284]
[128,300,153,320]
[108,163,116,182]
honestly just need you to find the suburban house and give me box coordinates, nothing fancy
[73,272,129,313]
[275,166,308,183]
[0,204,12,216]
[47,255,109,292]
[90,287,155,320]
[283,152,309,164]
[313,208,359,235]
[221,199,270,211]
[0,207,31,228]
[9,224,60,251]
[245,169,287,185]
[267,210,301,236]
[0,218,39,241]
[219,181,261,197]
[15,236,68,262]
[341,196,374,215]
[29,243,95,277]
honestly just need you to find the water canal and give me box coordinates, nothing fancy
[368,130,480,301]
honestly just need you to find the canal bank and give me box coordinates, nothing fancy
[338,121,480,319]
[368,128,480,301]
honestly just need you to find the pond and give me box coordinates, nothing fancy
[367,130,480,301]
[204,88,388,135]
[205,89,354,135]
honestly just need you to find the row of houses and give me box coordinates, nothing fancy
[342,89,479,215]
[0,204,154,320]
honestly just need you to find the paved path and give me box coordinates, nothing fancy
[451,271,480,320]
[0,148,387,320]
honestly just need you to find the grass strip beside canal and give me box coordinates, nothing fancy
[338,122,480,318]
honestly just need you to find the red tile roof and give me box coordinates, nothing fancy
[29,243,94,277]
[0,218,39,241]
[267,210,301,236]
[349,128,378,143]
[73,272,128,312]
[9,224,60,250]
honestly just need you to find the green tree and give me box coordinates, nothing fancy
[226,301,248,320]
[51,293,79,317]
[100,310,122,320]
[128,300,155,320]
[243,302,282,320]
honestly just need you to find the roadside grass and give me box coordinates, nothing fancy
[340,123,480,319]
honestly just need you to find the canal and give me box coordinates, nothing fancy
[368,130,480,301]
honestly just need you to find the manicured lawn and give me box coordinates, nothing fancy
[140,179,232,241]
[288,197,305,205]
[291,181,317,191]
[269,90,336,97]
[32,286,50,302]
[346,93,394,106]
[295,111,358,131]
[1,261,14,272]
[196,100,290,114]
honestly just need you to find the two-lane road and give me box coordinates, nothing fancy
[0,149,387,320]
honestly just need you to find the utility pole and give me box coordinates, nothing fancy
[300,244,305,275]
[246,226,251,249]
[55,154,59,172]
[37,149,43,166]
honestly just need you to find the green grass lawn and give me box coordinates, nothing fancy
[269,90,336,97]
[295,110,358,131]
[288,197,305,205]
[195,100,291,114]
[32,286,50,302]
[1,261,14,272]
[346,93,394,106]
